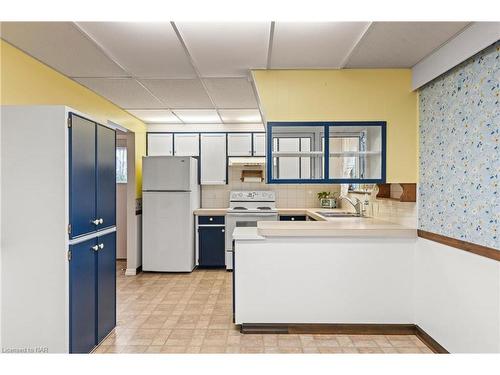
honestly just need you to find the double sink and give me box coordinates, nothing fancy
[315,211,361,218]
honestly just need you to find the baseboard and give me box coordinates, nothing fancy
[125,266,142,276]
[240,323,448,353]
[415,325,449,354]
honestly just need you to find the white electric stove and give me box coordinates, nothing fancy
[225,191,278,270]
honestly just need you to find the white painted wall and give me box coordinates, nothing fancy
[1,106,69,353]
[415,238,500,353]
[124,131,141,275]
[412,22,500,89]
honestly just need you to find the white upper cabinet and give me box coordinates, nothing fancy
[200,134,227,185]
[148,134,173,156]
[253,133,266,156]
[174,133,199,156]
[227,133,252,156]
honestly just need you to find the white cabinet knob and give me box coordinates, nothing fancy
[209,217,213,221]
[91,219,100,225]
[92,245,99,251]
[291,217,295,221]
[99,218,104,224]
[222,229,225,233]
[99,243,104,250]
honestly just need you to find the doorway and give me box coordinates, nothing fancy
[116,130,128,260]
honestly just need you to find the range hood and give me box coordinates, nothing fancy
[228,157,266,166]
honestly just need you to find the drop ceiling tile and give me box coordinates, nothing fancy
[219,109,261,123]
[75,78,163,109]
[203,78,258,108]
[176,22,270,77]
[346,22,470,68]
[173,109,221,123]
[271,22,371,68]
[127,109,181,123]
[76,22,197,78]
[140,79,213,109]
[0,22,127,77]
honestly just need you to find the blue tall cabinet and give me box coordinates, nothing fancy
[1,106,117,353]
[68,112,116,353]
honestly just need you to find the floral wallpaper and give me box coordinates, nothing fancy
[419,40,499,250]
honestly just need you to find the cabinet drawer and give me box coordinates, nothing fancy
[198,215,225,225]
[279,215,307,221]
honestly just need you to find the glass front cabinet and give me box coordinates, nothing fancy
[267,122,386,184]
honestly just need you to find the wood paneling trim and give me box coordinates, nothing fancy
[418,230,500,261]
[400,183,416,202]
[415,326,448,354]
[240,323,448,353]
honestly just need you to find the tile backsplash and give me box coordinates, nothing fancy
[201,165,340,208]
[202,165,417,228]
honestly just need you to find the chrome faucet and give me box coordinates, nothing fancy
[339,196,363,216]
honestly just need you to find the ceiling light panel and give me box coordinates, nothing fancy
[127,109,181,123]
[173,109,221,123]
[203,78,258,108]
[176,22,270,77]
[346,22,470,68]
[271,22,371,68]
[76,22,197,78]
[219,109,262,123]
[0,22,126,77]
[75,78,164,109]
[140,79,213,109]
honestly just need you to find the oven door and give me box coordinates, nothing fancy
[225,212,278,270]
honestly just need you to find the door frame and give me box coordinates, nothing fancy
[107,121,139,276]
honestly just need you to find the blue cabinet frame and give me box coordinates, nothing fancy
[266,121,386,184]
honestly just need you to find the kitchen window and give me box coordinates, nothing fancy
[267,122,386,184]
[116,146,127,183]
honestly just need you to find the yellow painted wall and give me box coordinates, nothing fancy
[252,69,418,183]
[0,40,146,196]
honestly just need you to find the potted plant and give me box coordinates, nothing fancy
[317,191,338,208]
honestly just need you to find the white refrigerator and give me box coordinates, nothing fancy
[142,156,200,272]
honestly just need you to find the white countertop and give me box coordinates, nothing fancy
[232,227,265,241]
[256,217,416,238]
[195,207,416,239]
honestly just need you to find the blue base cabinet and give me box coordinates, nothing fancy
[198,216,225,267]
[69,232,116,353]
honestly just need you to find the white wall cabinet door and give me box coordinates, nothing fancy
[201,134,227,185]
[253,133,266,156]
[227,133,252,156]
[174,133,199,156]
[147,134,173,156]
